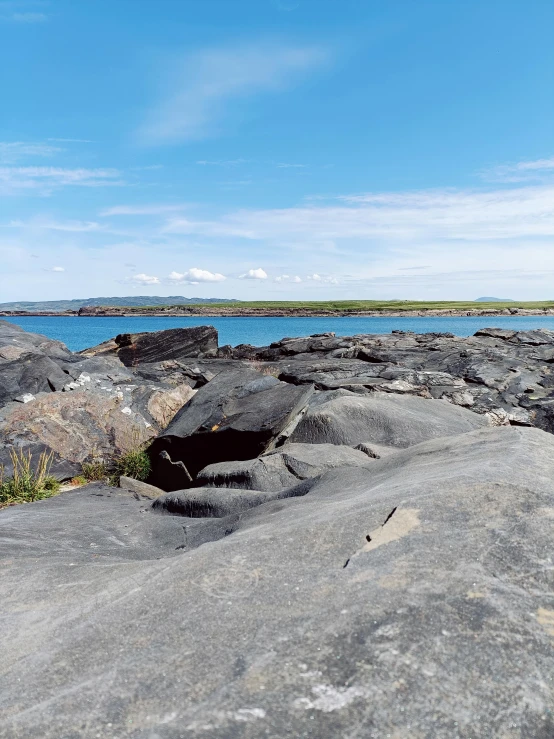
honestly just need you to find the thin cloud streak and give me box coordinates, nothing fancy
[162,185,554,242]
[0,166,123,194]
[481,155,554,183]
[101,204,189,216]
[0,141,62,163]
[138,42,327,144]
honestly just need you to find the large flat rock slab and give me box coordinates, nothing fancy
[1,427,553,737]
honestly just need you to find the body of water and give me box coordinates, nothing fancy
[3,314,554,352]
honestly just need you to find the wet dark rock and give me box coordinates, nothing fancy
[148,369,314,489]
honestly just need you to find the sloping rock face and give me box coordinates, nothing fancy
[1,426,553,738]
[289,391,490,447]
[148,371,315,490]
[81,325,218,365]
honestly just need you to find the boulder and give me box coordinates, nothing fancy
[148,370,314,489]
[290,391,490,447]
[1,427,553,737]
[81,325,218,365]
[0,382,193,466]
[196,442,372,491]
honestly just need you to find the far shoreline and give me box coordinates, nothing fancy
[2,307,554,319]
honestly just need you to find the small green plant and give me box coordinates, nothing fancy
[0,448,60,508]
[81,459,109,482]
[110,448,151,486]
[69,475,87,486]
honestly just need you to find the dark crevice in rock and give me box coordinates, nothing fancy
[344,506,399,568]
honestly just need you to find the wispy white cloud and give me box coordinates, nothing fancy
[277,163,306,169]
[101,203,188,216]
[47,138,94,143]
[131,273,159,285]
[168,268,226,283]
[9,11,46,21]
[45,266,64,272]
[197,159,249,167]
[275,273,301,282]
[481,156,554,183]
[240,267,268,280]
[9,219,102,232]
[138,42,327,144]
[307,273,338,284]
[0,141,62,163]
[165,185,554,243]
[0,166,123,194]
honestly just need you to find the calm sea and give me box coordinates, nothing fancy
[3,314,554,353]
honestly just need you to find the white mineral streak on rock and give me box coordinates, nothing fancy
[294,684,369,712]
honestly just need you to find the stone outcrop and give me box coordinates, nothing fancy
[196,442,372,491]
[148,370,315,490]
[81,325,218,364]
[1,426,553,737]
[0,321,203,475]
[2,322,554,737]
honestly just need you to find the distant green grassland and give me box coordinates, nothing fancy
[133,300,554,312]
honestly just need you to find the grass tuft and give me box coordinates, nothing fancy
[0,449,60,508]
[81,459,109,482]
[110,448,151,486]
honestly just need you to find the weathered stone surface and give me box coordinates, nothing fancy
[290,391,490,447]
[119,476,164,498]
[196,442,372,491]
[149,370,314,489]
[81,325,218,365]
[0,381,193,466]
[152,486,285,517]
[1,427,553,737]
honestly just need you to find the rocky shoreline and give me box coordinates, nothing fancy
[2,305,554,317]
[1,319,553,737]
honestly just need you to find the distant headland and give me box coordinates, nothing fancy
[1,298,554,318]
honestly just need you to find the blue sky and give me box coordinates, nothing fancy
[1,0,554,302]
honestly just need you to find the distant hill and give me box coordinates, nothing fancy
[0,296,237,312]
[474,297,515,302]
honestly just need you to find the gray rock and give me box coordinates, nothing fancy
[354,441,399,458]
[196,442,372,491]
[290,391,490,447]
[1,427,553,737]
[82,325,218,365]
[119,476,164,498]
[152,486,284,517]
[149,369,314,489]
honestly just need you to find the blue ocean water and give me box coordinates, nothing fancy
[3,314,554,352]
